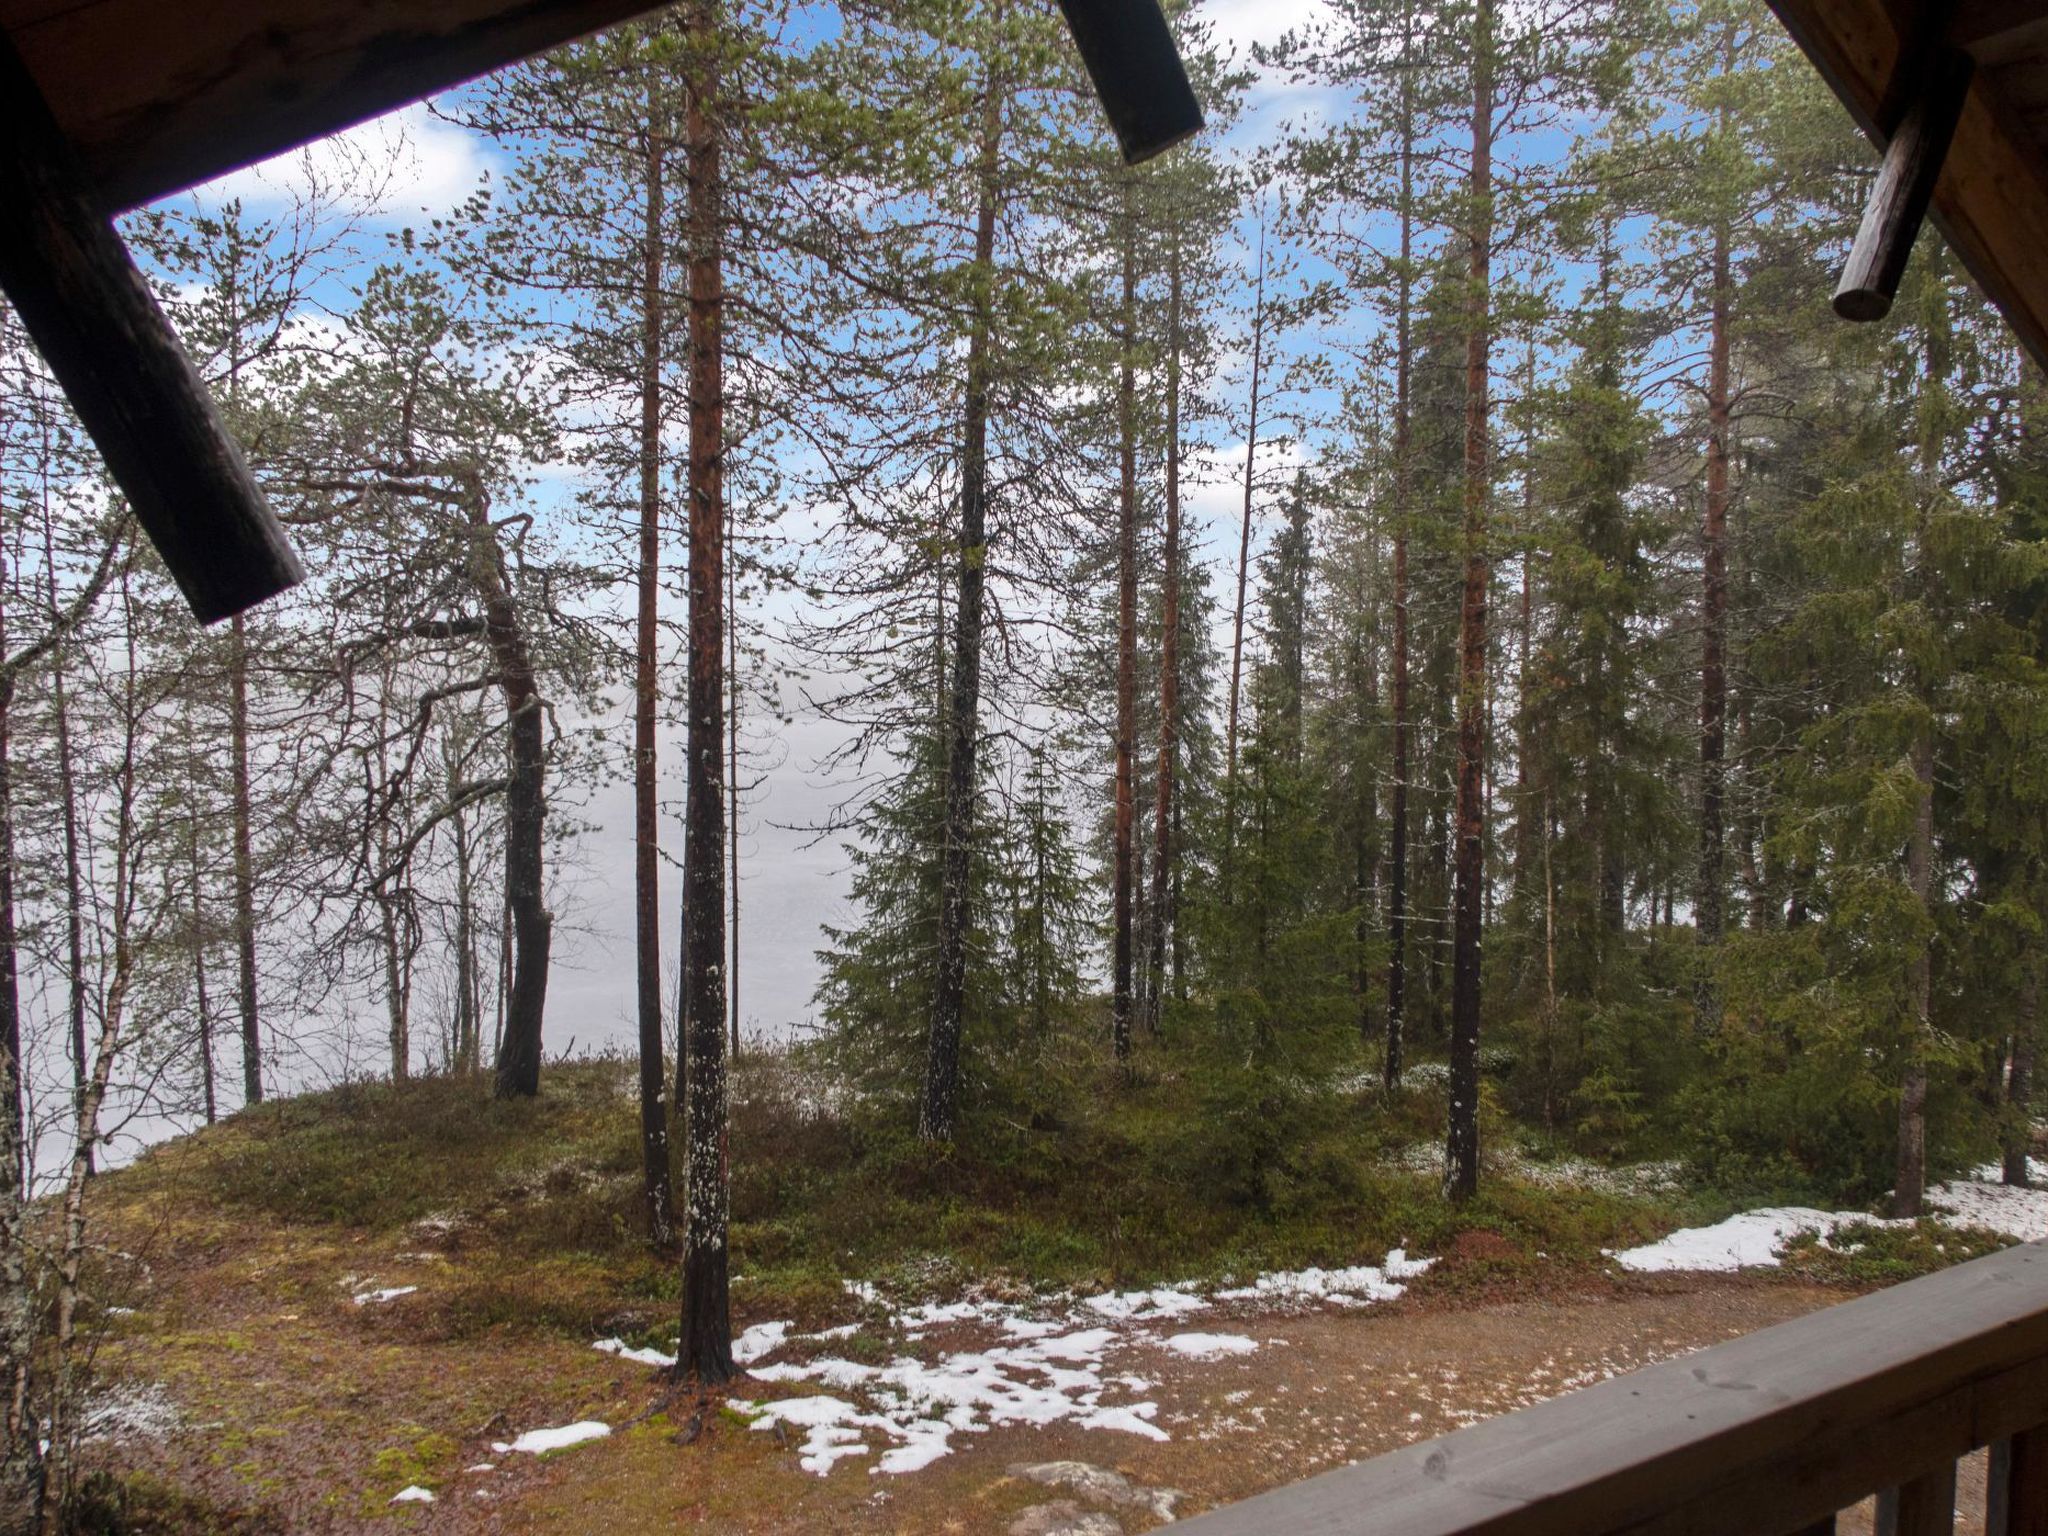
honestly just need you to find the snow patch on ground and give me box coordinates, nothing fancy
[1613,1164,2048,1272]
[1161,1332,1258,1359]
[491,1421,611,1455]
[1215,1250,1435,1307]
[698,1252,1419,1478]
[81,1382,180,1442]
[390,1486,435,1504]
[1924,1165,2048,1241]
[593,1337,674,1368]
[351,1285,417,1306]
[1611,1208,1881,1273]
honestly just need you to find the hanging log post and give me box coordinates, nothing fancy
[1050,0,1204,164]
[1834,46,1975,323]
[0,34,303,625]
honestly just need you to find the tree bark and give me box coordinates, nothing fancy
[44,510,88,1160]
[0,560,37,1533]
[1111,188,1139,1064]
[634,119,675,1247]
[1222,226,1266,903]
[919,62,1004,1146]
[677,0,734,1382]
[229,613,263,1104]
[1694,216,1731,1032]
[1445,0,1492,1206]
[471,472,553,1101]
[1385,16,1415,1092]
[2006,959,2040,1187]
[1143,227,1183,1041]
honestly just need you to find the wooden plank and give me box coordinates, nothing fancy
[1168,1240,2048,1536]
[1835,47,1976,321]
[1894,1463,1958,1536]
[2007,1426,2048,1536]
[1989,1438,2011,1536]
[1768,0,2048,374]
[0,32,302,622]
[1953,0,2048,68]
[1,0,665,210]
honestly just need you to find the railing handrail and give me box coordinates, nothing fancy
[1171,1239,2048,1535]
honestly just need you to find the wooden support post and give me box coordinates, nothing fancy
[1833,47,1975,323]
[0,34,303,624]
[1888,1462,1958,1536]
[2007,1425,2048,1536]
[1050,0,1204,164]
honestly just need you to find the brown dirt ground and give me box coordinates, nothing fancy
[76,1208,1966,1535]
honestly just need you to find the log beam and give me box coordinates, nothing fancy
[1834,47,1976,323]
[1049,0,1203,164]
[0,33,303,624]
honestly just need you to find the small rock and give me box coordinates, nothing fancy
[1007,1501,1123,1536]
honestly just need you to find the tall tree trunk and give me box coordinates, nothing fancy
[1894,266,1950,1220]
[190,814,216,1124]
[1444,0,1492,1205]
[1142,228,1184,1040]
[472,473,553,1101]
[2006,956,2040,1187]
[229,613,263,1104]
[1112,189,1138,1064]
[1385,19,1415,1091]
[634,120,675,1248]
[729,498,742,1062]
[677,0,734,1382]
[453,799,479,1074]
[919,62,1004,1146]
[1694,220,1732,1033]
[43,505,88,1162]
[0,559,37,1532]
[1222,225,1267,902]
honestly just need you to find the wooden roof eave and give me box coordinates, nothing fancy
[1768,0,2048,374]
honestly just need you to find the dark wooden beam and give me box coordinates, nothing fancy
[2,0,667,211]
[1050,0,1203,164]
[1952,0,2048,68]
[1835,47,1976,322]
[0,33,303,624]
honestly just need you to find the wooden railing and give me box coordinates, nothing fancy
[1172,1238,2048,1535]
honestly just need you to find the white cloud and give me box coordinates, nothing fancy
[188,101,491,224]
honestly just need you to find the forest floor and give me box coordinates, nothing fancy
[57,1059,2033,1533]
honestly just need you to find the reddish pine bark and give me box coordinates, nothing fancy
[677,0,735,1383]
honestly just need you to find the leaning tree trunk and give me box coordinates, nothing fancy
[1142,229,1184,1039]
[1444,0,1493,1206]
[1111,189,1138,1064]
[1385,16,1416,1092]
[677,0,735,1383]
[633,118,675,1250]
[919,64,1004,1146]
[463,474,553,1101]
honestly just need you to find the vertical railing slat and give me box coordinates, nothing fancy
[1892,1462,1958,1536]
[2008,1426,2048,1536]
